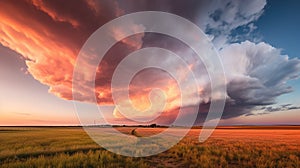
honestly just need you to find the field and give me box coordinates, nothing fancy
[0,126,299,168]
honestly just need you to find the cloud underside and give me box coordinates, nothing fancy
[0,0,300,125]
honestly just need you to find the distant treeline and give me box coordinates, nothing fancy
[90,123,169,128]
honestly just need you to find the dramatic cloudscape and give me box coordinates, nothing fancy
[0,0,299,125]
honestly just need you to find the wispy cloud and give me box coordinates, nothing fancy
[13,112,31,116]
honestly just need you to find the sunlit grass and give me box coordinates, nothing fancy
[0,127,299,167]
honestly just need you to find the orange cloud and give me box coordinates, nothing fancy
[0,0,205,125]
[0,0,130,103]
[31,0,80,28]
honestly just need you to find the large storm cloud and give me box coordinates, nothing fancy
[0,0,299,124]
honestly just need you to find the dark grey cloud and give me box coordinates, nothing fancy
[243,104,300,117]
[264,104,300,113]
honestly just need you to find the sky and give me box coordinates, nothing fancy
[0,0,299,126]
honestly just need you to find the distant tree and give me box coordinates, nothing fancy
[150,123,157,128]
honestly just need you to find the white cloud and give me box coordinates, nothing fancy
[221,41,300,106]
[179,0,267,49]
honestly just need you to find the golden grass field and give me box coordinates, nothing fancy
[0,126,299,167]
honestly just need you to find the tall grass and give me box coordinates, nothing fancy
[0,127,299,168]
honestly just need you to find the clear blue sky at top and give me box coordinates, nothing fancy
[256,0,300,58]
[256,0,300,106]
